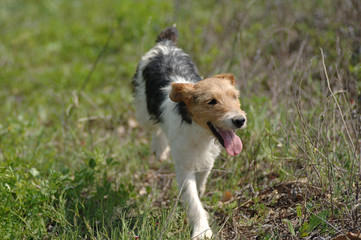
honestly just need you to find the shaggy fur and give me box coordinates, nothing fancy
[132,26,247,239]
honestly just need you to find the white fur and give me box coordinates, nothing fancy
[134,43,219,239]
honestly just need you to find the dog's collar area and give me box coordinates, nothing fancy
[207,121,225,148]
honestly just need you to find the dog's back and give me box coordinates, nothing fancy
[132,26,201,124]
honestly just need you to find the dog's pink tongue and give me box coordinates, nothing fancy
[218,130,243,156]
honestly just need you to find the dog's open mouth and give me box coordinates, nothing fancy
[207,122,243,156]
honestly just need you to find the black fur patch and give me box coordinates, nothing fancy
[141,43,201,123]
[156,26,178,44]
[131,65,140,94]
[177,101,192,124]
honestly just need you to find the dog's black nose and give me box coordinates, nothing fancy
[232,118,246,128]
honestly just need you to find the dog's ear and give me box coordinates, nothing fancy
[169,83,194,103]
[213,73,235,86]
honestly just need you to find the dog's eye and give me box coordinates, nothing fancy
[208,99,217,105]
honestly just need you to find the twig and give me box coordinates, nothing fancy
[320,48,355,153]
[81,23,115,90]
[139,17,152,58]
[320,48,360,228]
[86,112,93,150]
[215,215,230,238]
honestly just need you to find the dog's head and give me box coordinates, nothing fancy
[169,73,247,156]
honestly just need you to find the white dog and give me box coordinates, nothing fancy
[132,26,247,239]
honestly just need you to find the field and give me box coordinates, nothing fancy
[1,0,360,239]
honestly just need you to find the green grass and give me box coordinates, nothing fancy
[1,0,360,239]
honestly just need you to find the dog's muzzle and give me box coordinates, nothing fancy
[207,122,225,148]
[207,121,243,156]
[232,117,246,129]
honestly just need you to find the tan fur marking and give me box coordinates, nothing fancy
[169,83,194,103]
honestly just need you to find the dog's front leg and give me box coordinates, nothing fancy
[195,170,211,197]
[175,167,213,239]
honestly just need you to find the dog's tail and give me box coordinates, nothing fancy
[156,25,178,44]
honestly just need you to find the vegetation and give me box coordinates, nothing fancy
[0,0,360,239]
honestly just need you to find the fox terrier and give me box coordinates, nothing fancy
[132,26,247,239]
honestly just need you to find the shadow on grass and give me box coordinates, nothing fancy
[51,158,138,239]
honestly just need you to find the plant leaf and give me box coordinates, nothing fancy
[283,219,296,237]
[88,158,96,169]
[307,210,328,233]
[29,168,40,177]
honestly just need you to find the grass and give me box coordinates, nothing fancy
[0,0,360,239]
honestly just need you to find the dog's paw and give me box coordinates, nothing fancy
[192,228,213,239]
[198,186,206,197]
